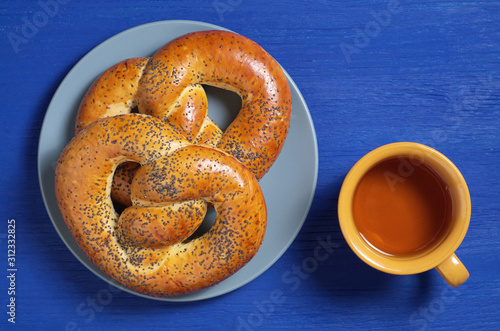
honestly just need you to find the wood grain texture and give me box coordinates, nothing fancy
[0,0,499,329]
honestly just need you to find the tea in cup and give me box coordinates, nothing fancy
[338,142,470,287]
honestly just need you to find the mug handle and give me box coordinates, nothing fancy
[435,253,469,287]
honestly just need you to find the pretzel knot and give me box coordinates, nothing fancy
[55,114,266,296]
[74,30,292,207]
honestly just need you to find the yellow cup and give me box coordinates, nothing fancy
[338,142,470,287]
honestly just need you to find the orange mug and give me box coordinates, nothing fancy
[338,142,470,287]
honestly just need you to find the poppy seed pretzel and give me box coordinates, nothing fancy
[55,114,267,296]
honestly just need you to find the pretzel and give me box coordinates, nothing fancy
[74,30,291,206]
[55,114,267,296]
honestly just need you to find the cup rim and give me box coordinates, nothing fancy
[337,142,471,274]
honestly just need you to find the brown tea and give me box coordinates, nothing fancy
[352,156,452,256]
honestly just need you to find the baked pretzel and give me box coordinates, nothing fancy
[55,114,266,296]
[74,30,291,205]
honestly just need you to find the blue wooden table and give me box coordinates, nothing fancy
[1,0,499,330]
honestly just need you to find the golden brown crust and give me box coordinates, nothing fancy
[55,114,266,296]
[138,30,292,180]
[75,57,150,134]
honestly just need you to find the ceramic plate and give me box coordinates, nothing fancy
[38,20,318,301]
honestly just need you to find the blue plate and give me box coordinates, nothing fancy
[38,20,318,301]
